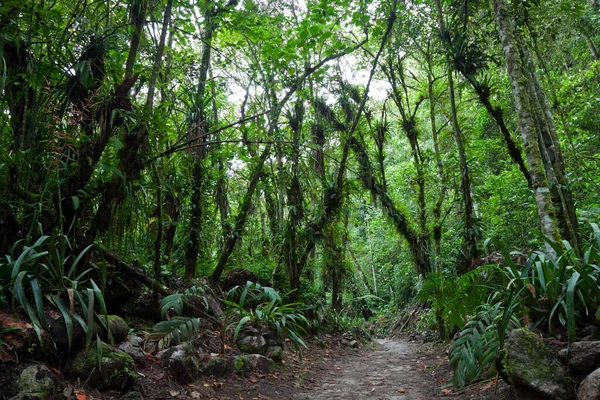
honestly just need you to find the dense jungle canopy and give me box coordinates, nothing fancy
[1,0,600,346]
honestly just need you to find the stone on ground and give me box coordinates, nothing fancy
[158,342,200,383]
[505,329,571,400]
[578,367,600,400]
[246,354,275,374]
[9,364,60,400]
[65,341,135,391]
[566,341,600,374]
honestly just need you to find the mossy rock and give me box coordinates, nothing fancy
[266,346,283,362]
[103,315,129,343]
[158,342,200,383]
[246,354,275,374]
[8,364,60,400]
[66,341,135,391]
[505,329,571,400]
[233,356,252,376]
[202,356,226,376]
[237,335,267,355]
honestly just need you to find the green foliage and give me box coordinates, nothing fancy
[417,268,489,338]
[224,281,309,355]
[149,289,206,347]
[149,317,202,346]
[449,296,522,388]
[450,224,600,388]
[0,234,109,350]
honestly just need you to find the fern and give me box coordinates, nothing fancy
[149,317,202,347]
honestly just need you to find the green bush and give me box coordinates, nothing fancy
[0,234,109,350]
[224,281,309,356]
[450,224,600,388]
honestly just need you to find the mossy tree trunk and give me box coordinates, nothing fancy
[493,0,562,258]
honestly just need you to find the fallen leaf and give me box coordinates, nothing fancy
[170,390,179,397]
[327,381,336,384]
[250,379,258,383]
[190,392,201,399]
[397,389,407,393]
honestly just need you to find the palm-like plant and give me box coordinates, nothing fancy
[224,281,309,356]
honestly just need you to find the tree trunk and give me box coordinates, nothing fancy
[493,0,562,257]
[434,0,478,272]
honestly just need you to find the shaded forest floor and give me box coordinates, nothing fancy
[96,334,511,400]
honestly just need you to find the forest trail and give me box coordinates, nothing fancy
[292,339,436,399]
[221,337,509,399]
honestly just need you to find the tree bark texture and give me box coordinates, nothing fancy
[493,0,562,257]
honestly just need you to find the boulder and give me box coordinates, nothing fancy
[50,314,129,356]
[266,346,283,362]
[505,329,571,400]
[158,342,200,383]
[9,365,60,400]
[237,334,267,355]
[201,356,226,377]
[118,341,146,362]
[102,315,129,343]
[566,341,600,374]
[246,354,275,374]
[260,327,283,347]
[579,325,600,341]
[232,355,251,376]
[66,341,135,391]
[221,269,259,292]
[578,367,600,400]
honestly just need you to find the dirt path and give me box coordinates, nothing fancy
[218,337,510,400]
[292,339,437,399]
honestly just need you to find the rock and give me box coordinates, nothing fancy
[221,269,259,292]
[50,314,128,355]
[158,342,200,383]
[505,329,571,400]
[246,354,275,374]
[266,346,283,362]
[9,365,60,400]
[261,327,282,347]
[567,341,600,374]
[201,356,226,376]
[66,341,135,391]
[103,315,129,343]
[127,334,144,347]
[237,335,267,355]
[118,342,146,362]
[350,340,359,348]
[233,355,252,376]
[578,367,600,400]
[579,325,600,341]
[49,316,86,354]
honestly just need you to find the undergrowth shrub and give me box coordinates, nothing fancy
[0,234,110,351]
[450,223,600,388]
[224,281,309,355]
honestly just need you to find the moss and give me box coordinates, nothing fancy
[69,341,135,390]
[234,356,251,375]
[506,329,565,385]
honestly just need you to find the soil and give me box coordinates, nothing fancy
[92,334,511,400]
